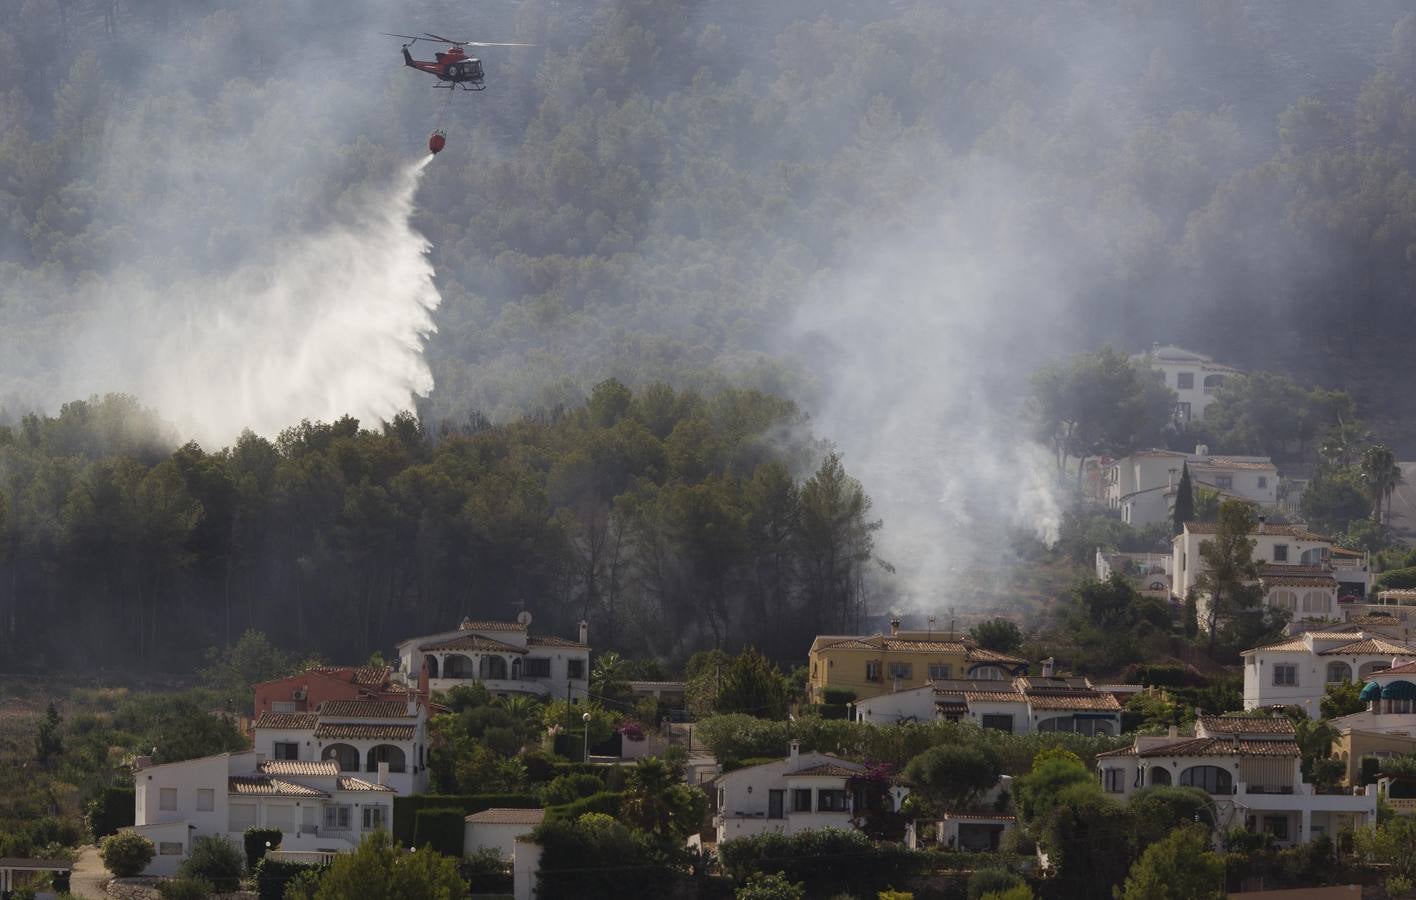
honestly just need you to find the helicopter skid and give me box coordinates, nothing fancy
[434,81,487,91]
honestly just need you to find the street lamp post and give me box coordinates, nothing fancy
[582,712,592,762]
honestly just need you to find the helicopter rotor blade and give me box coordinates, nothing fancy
[464,41,536,47]
[381,32,423,42]
[423,32,463,44]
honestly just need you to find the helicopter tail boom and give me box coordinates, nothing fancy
[402,45,414,66]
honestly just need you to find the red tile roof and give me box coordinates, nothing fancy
[458,620,526,632]
[1372,660,1416,676]
[318,700,415,719]
[1185,522,1330,541]
[961,691,1027,703]
[1025,693,1121,712]
[1319,638,1414,656]
[421,635,528,654]
[882,639,968,653]
[790,763,863,778]
[465,808,546,825]
[253,713,318,730]
[311,665,392,686]
[966,648,1029,665]
[336,776,395,792]
[1198,716,1295,736]
[229,776,326,797]
[1130,738,1300,758]
[257,760,339,777]
[314,723,416,741]
[527,635,588,648]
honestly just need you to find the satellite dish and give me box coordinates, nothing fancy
[516,610,532,627]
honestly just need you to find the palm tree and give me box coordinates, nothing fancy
[591,650,630,702]
[1361,444,1404,529]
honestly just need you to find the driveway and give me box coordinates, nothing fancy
[69,845,109,900]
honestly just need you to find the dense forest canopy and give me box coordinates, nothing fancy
[5,1,1416,666]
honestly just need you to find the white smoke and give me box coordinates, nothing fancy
[55,158,441,447]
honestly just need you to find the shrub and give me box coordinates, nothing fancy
[180,834,245,891]
[155,877,213,900]
[244,826,282,868]
[100,831,155,877]
[413,807,466,857]
[718,828,920,897]
[735,870,805,900]
[86,787,136,840]
[540,773,605,806]
[545,791,623,822]
[461,847,512,894]
[253,857,328,900]
[968,869,1025,900]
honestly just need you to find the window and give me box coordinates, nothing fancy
[1273,544,1288,562]
[159,842,183,856]
[980,714,1014,733]
[322,743,360,772]
[866,661,882,682]
[1258,476,1268,489]
[1174,401,1191,420]
[273,741,300,760]
[1272,664,1298,686]
[229,803,257,831]
[567,659,585,680]
[1302,592,1330,615]
[1180,765,1234,795]
[1102,769,1125,793]
[525,657,551,678]
[972,666,1006,681]
[159,788,177,811]
[1264,816,1289,841]
[367,745,406,774]
[1214,475,1233,490]
[1270,591,1298,614]
[363,806,387,830]
[324,805,352,830]
[1176,372,1194,389]
[768,790,785,819]
[887,662,912,681]
[928,663,951,680]
[817,789,849,812]
[792,789,812,813]
[1326,662,1353,683]
[196,789,214,812]
[272,701,296,713]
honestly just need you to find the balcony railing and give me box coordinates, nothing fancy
[1245,785,1295,795]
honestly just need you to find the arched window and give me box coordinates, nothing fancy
[1203,374,1225,395]
[423,655,439,678]
[480,656,509,680]
[1150,767,1172,786]
[1326,662,1353,684]
[1180,765,1233,795]
[322,743,360,772]
[443,654,474,678]
[969,665,1006,680]
[366,744,406,774]
[1302,592,1331,615]
[1300,548,1329,566]
[1270,591,1298,614]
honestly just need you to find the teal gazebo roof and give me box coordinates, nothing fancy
[1381,680,1416,700]
[1360,681,1383,701]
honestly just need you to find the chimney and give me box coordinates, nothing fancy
[1257,515,1266,534]
[1167,725,1178,739]
[1195,444,1209,456]
[1168,468,1177,491]
[889,616,901,636]
[1042,657,1055,677]
[578,620,589,646]
[133,755,153,771]
[788,740,800,766]
[407,695,418,716]
[377,761,389,786]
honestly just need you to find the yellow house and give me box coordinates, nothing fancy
[807,621,1029,703]
[1334,727,1416,788]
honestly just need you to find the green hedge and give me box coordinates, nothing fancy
[719,828,921,897]
[252,857,328,900]
[413,808,466,857]
[244,827,282,869]
[87,786,135,840]
[545,791,623,822]
[393,793,540,843]
[821,688,857,705]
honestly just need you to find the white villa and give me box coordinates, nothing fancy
[1330,659,1416,738]
[1173,520,1371,628]
[1095,716,1376,846]
[1341,589,1416,629]
[130,749,395,876]
[712,741,907,843]
[852,676,1122,736]
[1102,447,1277,528]
[395,617,590,700]
[1136,344,1242,423]
[1096,550,1172,600]
[1241,630,1415,714]
[251,697,430,797]
[464,808,545,861]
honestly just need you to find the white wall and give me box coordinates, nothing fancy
[464,822,534,861]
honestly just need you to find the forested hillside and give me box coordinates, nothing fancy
[6,1,1416,667]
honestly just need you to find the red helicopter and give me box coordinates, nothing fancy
[383,32,533,92]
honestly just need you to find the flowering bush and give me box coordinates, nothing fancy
[618,721,646,742]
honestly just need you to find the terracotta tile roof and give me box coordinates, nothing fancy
[790,762,863,778]
[1262,574,1339,588]
[458,620,526,632]
[1192,457,1277,472]
[318,700,415,718]
[1198,716,1295,736]
[314,723,416,741]
[465,808,546,825]
[814,637,880,651]
[421,634,528,654]
[257,759,339,777]
[627,680,686,690]
[1134,737,1300,758]
[882,639,968,653]
[966,648,1028,665]
[939,812,1017,821]
[253,712,318,730]
[527,635,588,648]
[336,776,395,792]
[1348,615,1403,626]
[308,665,392,686]
[1319,638,1414,656]
[1025,693,1121,712]
[229,776,326,797]
[1185,522,1330,541]
[1243,632,1361,654]
[961,691,1027,703]
[1376,660,1416,676]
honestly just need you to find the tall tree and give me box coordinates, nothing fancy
[1361,444,1404,530]
[1195,501,1262,657]
[1172,462,1194,536]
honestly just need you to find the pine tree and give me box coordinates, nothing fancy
[35,702,63,767]
[1172,462,1195,536]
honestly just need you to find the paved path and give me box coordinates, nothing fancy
[69,845,109,900]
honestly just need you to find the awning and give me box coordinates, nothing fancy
[1360,681,1382,701]
[1381,680,1416,700]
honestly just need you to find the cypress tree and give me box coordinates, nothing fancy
[1172,462,1194,535]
